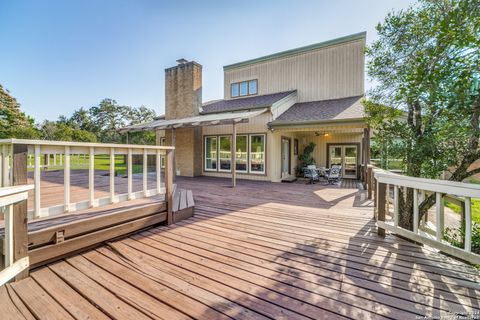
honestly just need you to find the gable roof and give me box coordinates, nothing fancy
[201,91,296,114]
[270,96,364,126]
[223,32,366,71]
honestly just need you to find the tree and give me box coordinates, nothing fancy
[0,84,39,139]
[365,0,480,229]
[39,120,97,142]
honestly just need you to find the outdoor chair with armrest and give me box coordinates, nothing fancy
[304,165,320,184]
[326,165,342,184]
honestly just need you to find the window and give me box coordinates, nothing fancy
[239,81,248,96]
[236,135,248,172]
[230,79,258,98]
[205,137,217,171]
[250,134,265,174]
[248,80,257,95]
[231,83,239,98]
[219,136,231,171]
[204,134,266,174]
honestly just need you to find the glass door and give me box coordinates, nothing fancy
[281,138,290,175]
[328,145,357,179]
[343,146,357,178]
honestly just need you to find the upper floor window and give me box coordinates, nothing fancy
[231,79,258,98]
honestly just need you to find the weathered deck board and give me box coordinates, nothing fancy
[2,176,479,319]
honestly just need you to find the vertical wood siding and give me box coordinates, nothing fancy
[224,39,364,102]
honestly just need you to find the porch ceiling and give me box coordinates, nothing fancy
[271,121,366,133]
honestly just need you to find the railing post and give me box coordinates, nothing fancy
[165,149,174,225]
[143,149,148,196]
[2,144,12,187]
[110,147,115,204]
[64,146,70,213]
[127,148,133,200]
[465,197,472,252]
[413,188,419,234]
[367,166,373,199]
[12,144,29,280]
[393,185,399,227]
[377,182,387,237]
[435,192,444,241]
[89,147,95,207]
[156,150,161,194]
[34,145,41,218]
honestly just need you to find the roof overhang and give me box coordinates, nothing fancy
[268,117,366,130]
[119,108,269,133]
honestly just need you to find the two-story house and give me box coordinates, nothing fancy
[121,32,369,183]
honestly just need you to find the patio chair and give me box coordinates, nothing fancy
[304,165,320,184]
[326,165,342,184]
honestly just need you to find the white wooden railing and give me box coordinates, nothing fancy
[367,165,480,264]
[0,185,33,286]
[0,139,174,221]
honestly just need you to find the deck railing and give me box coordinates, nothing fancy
[0,139,175,221]
[366,165,480,264]
[0,185,32,285]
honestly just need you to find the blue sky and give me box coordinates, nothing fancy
[0,0,415,121]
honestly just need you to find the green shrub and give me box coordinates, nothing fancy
[444,222,480,255]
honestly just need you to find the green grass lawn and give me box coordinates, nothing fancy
[30,154,153,175]
[444,199,480,224]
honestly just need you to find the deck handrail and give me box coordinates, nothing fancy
[0,184,33,286]
[367,165,479,264]
[0,139,174,222]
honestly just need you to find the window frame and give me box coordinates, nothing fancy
[218,135,232,173]
[203,133,266,175]
[231,83,239,98]
[249,134,266,175]
[234,135,249,173]
[204,136,218,172]
[248,79,258,95]
[230,79,258,98]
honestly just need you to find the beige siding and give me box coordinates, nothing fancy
[269,131,301,182]
[202,112,272,135]
[271,92,298,120]
[224,38,364,102]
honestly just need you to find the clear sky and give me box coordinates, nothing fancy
[0,0,415,121]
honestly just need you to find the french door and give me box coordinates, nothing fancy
[328,145,358,179]
[281,138,290,175]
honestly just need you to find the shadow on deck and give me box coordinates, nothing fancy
[1,176,479,319]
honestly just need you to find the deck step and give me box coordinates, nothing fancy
[172,188,195,224]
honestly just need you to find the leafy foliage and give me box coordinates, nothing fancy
[0,85,40,139]
[0,86,158,144]
[365,0,480,229]
[296,142,316,176]
[444,223,480,254]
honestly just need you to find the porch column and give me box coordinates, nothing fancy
[232,122,236,187]
[362,127,370,184]
[171,127,176,181]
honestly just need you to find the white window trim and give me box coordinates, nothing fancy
[230,79,258,98]
[218,135,232,173]
[249,134,266,175]
[204,136,218,172]
[235,135,249,173]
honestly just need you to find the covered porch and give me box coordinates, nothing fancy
[269,121,370,183]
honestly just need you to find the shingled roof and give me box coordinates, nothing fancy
[271,95,364,125]
[201,91,296,114]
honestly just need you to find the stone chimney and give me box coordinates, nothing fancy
[165,59,202,120]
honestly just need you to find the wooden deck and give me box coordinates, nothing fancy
[2,176,480,319]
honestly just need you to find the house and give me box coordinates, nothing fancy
[120,32,369,183]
